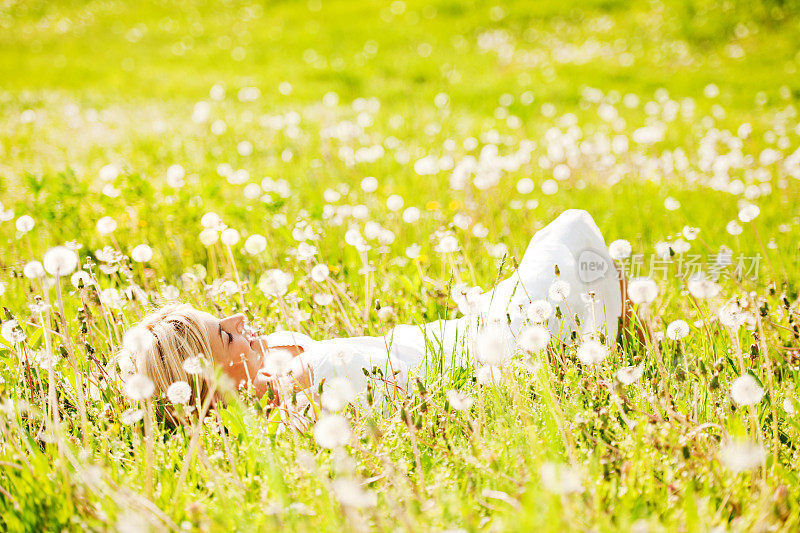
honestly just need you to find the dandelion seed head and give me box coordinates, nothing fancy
[313,414,352,449]
[120,408,144,425]
[616,365,644,385]
[182,355,206,375]
[730,374,764,406]
[576,339,609,366]
[627,277,658,305]
[446,389,474,411]
[666,319,690,340]
[310,264,329,282]
[548,279,571,300]
[321,377,357,412]
[518,325,550,353]
[16,215,35,233]
[259,269,292,296]
[96,216,117,235]
[526,300,553,323]
[220,228,240,246]
[122,325,155,354]
[130,244,153,263]
[608,239,632,260]
[43,246,78,276]
[1,319,27,344]
[23,260,45,279]
[166,381,192,405]
[738,204,760,223]
[719,440,765,473]
[123,373,155,401]
[244,234,267,255]
[687,274,720,299]
[540,462,584,494]
[331,478,377,508]
[475,325,509,366]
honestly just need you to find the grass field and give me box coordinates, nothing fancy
[1,0,800,530]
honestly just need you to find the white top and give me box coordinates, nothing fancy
[262,209,622,401]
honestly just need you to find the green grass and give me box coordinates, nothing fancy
[1,0,800,530]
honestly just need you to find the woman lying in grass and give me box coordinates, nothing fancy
[115,209,636,421]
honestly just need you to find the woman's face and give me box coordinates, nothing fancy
[199,311,264,389]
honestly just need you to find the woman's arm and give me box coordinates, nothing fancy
[252,344,314,403]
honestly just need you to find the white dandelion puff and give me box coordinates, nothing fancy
[666,320,690,340]
[43,246,78,276]
[608,239,632,260]
[96,216,117,235]
[526,300,554,323]
[123,373,155,401]
[244,234,267,255]
[313,414,352,449]
[518,325,550,353]
[548,280,571,300]
[321,377,357,412]
[730,374,764,406]
[616,365,644,385]
[627,277,659,305]
[576,339,609,366]
[310,264,329,282]
[446,389,474,411]
[130,244,153,263]
[719,440,766,473]
[166,381,192,405]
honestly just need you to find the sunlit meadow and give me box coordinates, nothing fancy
[1,0,800,531]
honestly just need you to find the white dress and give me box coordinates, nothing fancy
[262,209,622,400]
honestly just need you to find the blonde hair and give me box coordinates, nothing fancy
[114,303,216,422]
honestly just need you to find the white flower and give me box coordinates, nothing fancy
[402,207,421,224]
[199,228,219,246]
[313,293,334,306]
[377,306,395,321]
[718,302,747,329]
[123,373,155,401]
[130,244,153,263]
[16,215,35,233]
[475,326,509,366]
[783,398,796,416]
[719,440,766,473]
[730,374,764,406]
[244,234,267,255]
[526,300,553,323]
[313,414,352,448]
[166,164,185,187]
[100,287,125,309]
[96,216,117,235]
[182,355,206,375]
[167,381,192,404]
[608,239,632,260]
[726,221,743,235]
[475,364,502,385]
[1,319,26,344]
[296,242,317,261]
[518,325,550,353]
[576,340,609,366]
[258,269,292,297]
[0,281,5,296]
[360,176,378,193]
[220,228,240,246]
[122,326,154,354]
[540,462,583,494]
[434,234,459,254]
[666,320,690,340]
[23,261,45,279]
[386,194,404,211]
[687,274,720,299]
[200,212,222,229]
[310,264,329,282]
[738,204,760,223]
[321,377,356,412]
[331,478,377,508]
[405,244,421,259]
[548,280,571,300]
[446,389,474,411]
[616,365,644,385]
[627,277,658,305]
[43,246,78,276]
[120,408,144,425]
[70,271,93,289]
